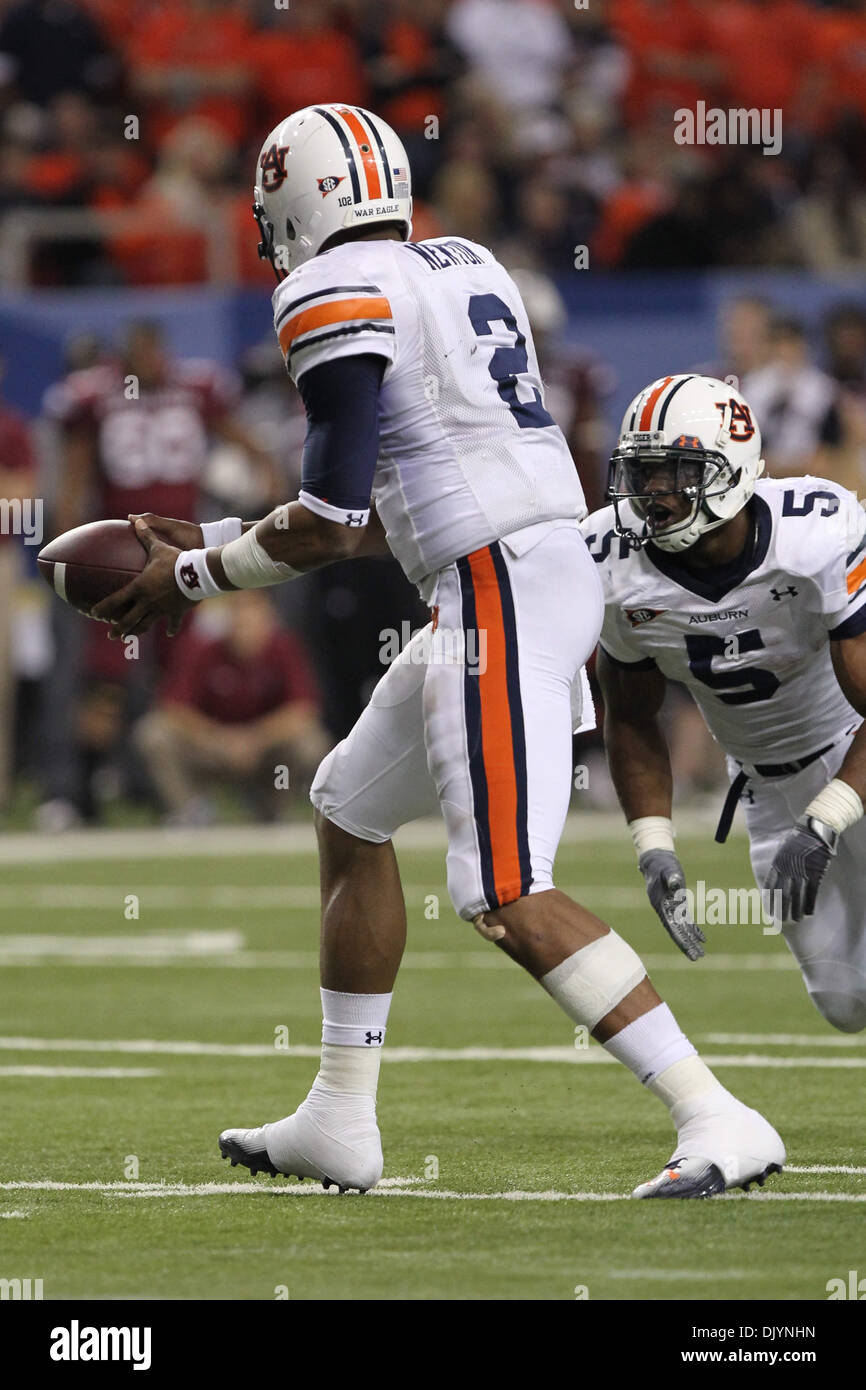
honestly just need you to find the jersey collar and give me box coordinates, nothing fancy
[644,494,772,602]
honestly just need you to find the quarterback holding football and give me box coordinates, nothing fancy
[586,373,866,1034]
[91,106,785,1199]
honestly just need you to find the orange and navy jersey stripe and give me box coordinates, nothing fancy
[314,106,395,204]
[457,541,532,911]
[846,531,866,604]
[827,524,866,639]
[275,283,395,370]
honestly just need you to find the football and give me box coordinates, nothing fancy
[37,519,146,616]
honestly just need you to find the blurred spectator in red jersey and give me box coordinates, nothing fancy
[128,0,254,148]
[250,4,367,132]
[106,117,232,286]
[813,0,866,132]
[42,315,276,722]
[609,0,722,127]
[0,355,36,807]
[135,591,331,825]
[45,318,275,538]
[702,0,821,134]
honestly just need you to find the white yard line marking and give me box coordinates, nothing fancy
[0,949,798,972]
[0,931,243,961]
[786,1165,866,1175]
[0,1066,160,1078]
[0,884,646,911]
[0,1180,861,1204]
[0,1037,861,1068]
[607,1269,749,1281]
[0,1211,29,1218]
[0,811,740,865]
[702,1033,866,1048]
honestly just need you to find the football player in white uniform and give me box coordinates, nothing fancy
[585,373,866,1035]
[94,108,783,1199]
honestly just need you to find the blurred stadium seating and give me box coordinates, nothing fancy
[1,0,866,827]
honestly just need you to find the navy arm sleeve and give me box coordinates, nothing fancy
[296,354,385,527]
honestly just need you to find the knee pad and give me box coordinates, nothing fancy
[803,959,866,1034]
[809,988,866,1034]
[309,745,391,845]
[540,931,647,1030]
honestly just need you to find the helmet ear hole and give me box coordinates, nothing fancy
[284,219,296,242]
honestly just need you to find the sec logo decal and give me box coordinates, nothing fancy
[317,175,346,197]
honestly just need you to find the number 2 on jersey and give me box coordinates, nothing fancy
[468,293,555,430]
[685,628,780,705]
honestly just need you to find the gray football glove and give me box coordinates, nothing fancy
[638,849,705,961]
[764,817,837,923]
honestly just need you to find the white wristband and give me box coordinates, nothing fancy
[175,548,223,601]
[220,526,300,589]
[201,516,243,548]
[805,778,864,836]
[629,816,676,858]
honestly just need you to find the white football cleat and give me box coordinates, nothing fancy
[632,1091,785,1199]
[219,1083,383,1194]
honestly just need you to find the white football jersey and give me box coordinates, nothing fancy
[582,477,866,765]
[272,236,585,596]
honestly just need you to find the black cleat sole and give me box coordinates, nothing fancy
[322,1177,368,1195]
[738,1162,783,1193]
[218,1135,278,1178]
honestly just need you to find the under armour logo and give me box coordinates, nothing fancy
[364,1030,383,1045]
[770,586,798,601]
[345,513,365,527]
[179,563,200,591]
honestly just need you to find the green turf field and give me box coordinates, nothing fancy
[0,818,863,1301]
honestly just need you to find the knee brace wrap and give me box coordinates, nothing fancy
[540,931,647,1031]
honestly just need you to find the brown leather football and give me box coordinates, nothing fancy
[37,520,147,616]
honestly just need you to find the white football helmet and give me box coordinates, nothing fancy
[608,374,765,552]
[253,104,413,281]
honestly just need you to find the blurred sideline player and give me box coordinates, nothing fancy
[585,374,866,1033]
[95,104,784,1199]
[41,320,277,823]
[135,589,329,824]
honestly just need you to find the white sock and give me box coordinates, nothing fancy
[603,1003,726,1114]
[602,1003,695,1084]
[320,987,392,1048]
[313,988,393,1100]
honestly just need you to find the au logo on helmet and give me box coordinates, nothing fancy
[715,397,755,441]
[317,175,346,197]
[260,143,290,191]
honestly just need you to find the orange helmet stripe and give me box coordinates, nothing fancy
[337,108,382,201]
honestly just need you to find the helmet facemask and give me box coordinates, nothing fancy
[253,198,296,282]
[607,435,738,553]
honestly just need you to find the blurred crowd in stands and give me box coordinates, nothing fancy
[2,0,866,828]
[1,0,866,285]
